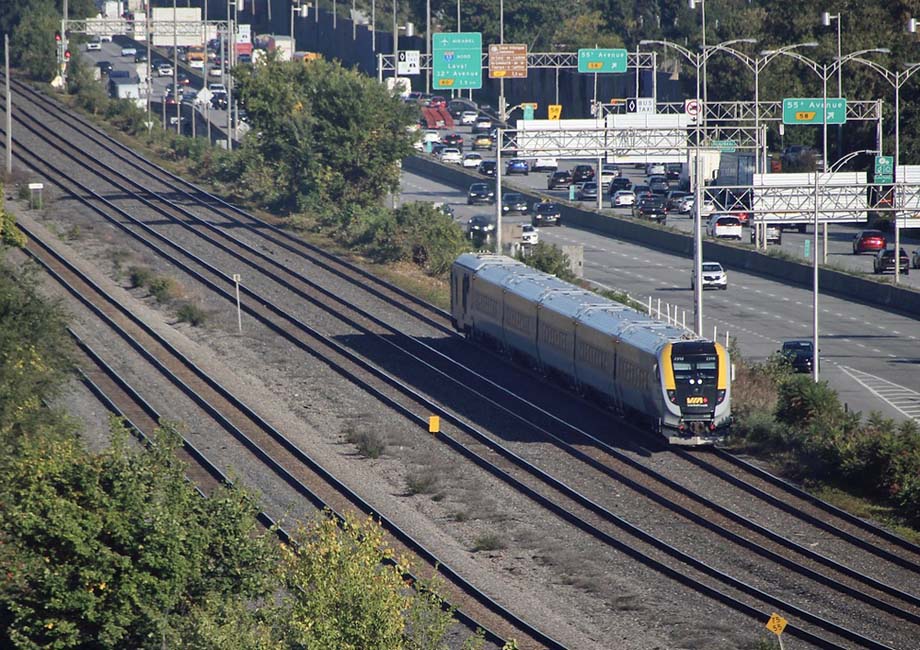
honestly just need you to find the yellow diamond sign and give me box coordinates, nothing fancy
[765,613,787,636]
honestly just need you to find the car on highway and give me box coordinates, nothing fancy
[86,39,102,51]
[506,158,530,175]
[478,160,496,177]
[853,229,887,254]
[647,175,669,195]
[209,65,223,77]
[520,224,539,246]
[428,95,448,109]
[208,82,226,94]
[609,177,632,194]
[532,201,561,226]
[473,115,493,132]
[433,202,455,219]
[462,153,483,168]
[692,262,728,290]
[471,134,493,151]
[576,181,599,201]
[780,340,814,373]
[532,157,558,172]
[134,52,148,63]
[873,248,910,275]
[665,190,689,211]
[448,99,471,118]
[750,223,782,245]
[120,46,137,57]
[438,147,463,164]
[913,249,920,269]
[460,110,478,125]
[598,166,618,191]
[502,192,529,214]
[572,164,595,183]
[665,163,682,181]
[421,129,440,145]
[632,183,653,200]
[96,60,113,74]
[176,72,191,85]
[442,133,464,149]
[645,163,666,176]
[679,195,716,216]
[612,190,636,207]
[156,62,174,76]
[707,214,743,240]
[633,195,667,223]
[547,170,573,190]
[467,214,496,236]
[467,182,495,205]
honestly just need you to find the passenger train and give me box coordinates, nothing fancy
[450,253,732,445]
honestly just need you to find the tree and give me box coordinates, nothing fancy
[520,242,576,282]
[232,56,417,215]
[0,261,71,439]
[0,421,275,649]
[9,1,60,81]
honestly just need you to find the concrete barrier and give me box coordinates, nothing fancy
[403,154,920,318]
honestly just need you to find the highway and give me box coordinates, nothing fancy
[72,43,920,424]
[401,165,920,424]
[427,122,920,285]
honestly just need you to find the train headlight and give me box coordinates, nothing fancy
[667,389,678,403]
[716,389,726,404]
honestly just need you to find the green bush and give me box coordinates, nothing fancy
[520,242,576,282]
[176,302,207,326]
[128,266,153,288]
[148,276,178,303]
[775,375,844,430]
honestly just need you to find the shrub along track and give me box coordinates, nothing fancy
[20,225,548,650]
[5,79,920,648]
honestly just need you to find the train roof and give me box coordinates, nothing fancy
[454,252,525,274]
[540,289,608,319]
[461,254,702,352]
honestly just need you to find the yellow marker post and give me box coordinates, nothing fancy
[428,416,440,433]
[548,104,562,120]
[765,613,788,649]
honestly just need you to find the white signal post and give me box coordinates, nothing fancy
[232,273,242,332]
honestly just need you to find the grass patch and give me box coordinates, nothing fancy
[405,467,440,495]
[345,428,387,459]
[128,266,154,289]
[176,302,208,327]
[148,276,178,303]
[471,533,505,552]
[808,483,920,545]
[65,225,82,241]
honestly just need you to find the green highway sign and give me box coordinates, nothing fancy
[711,139,737,153]
[433,32,482,89]
[577,48,628,73]
[782,98,847,125]
[874,155,894,184]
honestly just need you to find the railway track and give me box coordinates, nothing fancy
[69,328,519,648]
[23,226,553,650]
[5,76,911,647]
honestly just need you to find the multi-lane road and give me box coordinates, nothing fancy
[63,46,920,424]
[401,128,920,424]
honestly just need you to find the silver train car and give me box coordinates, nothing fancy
[450,253,731,445]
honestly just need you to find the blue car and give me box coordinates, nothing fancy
[505,158,530,175]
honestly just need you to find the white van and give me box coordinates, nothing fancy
[707,214,743,240]
[645,163,666,176]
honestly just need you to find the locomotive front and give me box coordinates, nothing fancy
[659,340,731,445]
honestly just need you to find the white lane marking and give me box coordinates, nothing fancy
[838,366,920,422]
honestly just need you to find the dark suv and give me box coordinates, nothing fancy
[633,195,667,223]
[532,202,562,226]
[572,164,595,183]
[780,340,814,373]
[873,248,910,275]
[547,170,573,190]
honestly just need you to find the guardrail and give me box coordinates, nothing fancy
[402,154,920,319]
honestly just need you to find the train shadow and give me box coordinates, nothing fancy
[333,331,657,458]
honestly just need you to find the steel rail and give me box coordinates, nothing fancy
[70,331,500,644]
[7,125,902,650]
[9,95,920,611]
[24,231,535,650]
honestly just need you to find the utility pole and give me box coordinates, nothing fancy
[5,34,11,175]
[173,0,180,133]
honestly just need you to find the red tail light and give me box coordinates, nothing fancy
[716,389,726,404]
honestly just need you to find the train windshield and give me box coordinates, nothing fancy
[671,354,718,383]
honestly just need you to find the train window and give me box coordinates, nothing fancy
[462,275,470,312]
